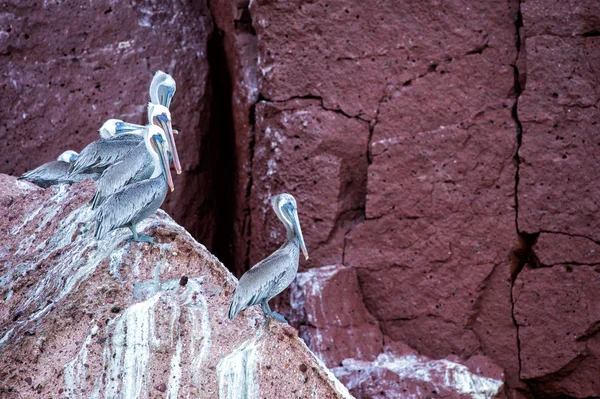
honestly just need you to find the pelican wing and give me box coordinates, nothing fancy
[228,251,290,319]
[19,161,69,188]
[91,144,150,209]
[94,178,164,240]
[69,137,141,176]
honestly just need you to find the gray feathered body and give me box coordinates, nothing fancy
[228,236,300,319]
[90,141,154,209]
[19,161,100,188]
[69,135,143,176]
[94,175,167,240]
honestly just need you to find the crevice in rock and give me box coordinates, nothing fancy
[582,29,600,37]
[206,19,236,269]
[258,93,366,121]
[465,39,490,56]
[243,103,257,272]
[510,0,526,388]
[538,230,600,246]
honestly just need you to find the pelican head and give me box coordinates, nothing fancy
[149,70,176,108]
[99,119,144,138]
[272,193,309,260]
[57,150,79,163]
[147,102,181,174]
[144,125,175,192]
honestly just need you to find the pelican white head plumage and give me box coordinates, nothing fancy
[149,70,176,108]
[147,102,181,174]
[99,119,145,139]
[57,150,79,163]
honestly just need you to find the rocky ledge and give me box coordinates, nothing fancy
[0,174,350,398]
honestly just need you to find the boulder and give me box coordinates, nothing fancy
[333,340,505,399]
[0,174,351,399]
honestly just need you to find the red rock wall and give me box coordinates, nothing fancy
[211,0,600,398]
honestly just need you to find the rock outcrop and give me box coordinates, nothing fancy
[0,174,351,398]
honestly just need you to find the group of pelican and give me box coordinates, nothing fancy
[21,71,179,244]
[18,71,309,323]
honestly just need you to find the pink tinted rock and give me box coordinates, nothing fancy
[0,174,351,399]
[250,99,368,268]
[333,348,504,399]
[290,265,383,367]
[0,0,213,243]
[251,0,517,118]
[513,266,600,398]
[345,105,517,357]
[517,35,600,240]
[535,233,600,266]
[521,0,600,37]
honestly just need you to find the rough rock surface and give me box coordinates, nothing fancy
[0,174,351,398]
[289,265,383,368]
[0,0,214,243]
[514,0,600,397]
[333,341,505,399]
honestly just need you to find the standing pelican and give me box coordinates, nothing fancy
[94,125,174,243]
[90,125,156,209]
[68,120,145,176]
[149,70,176,108]
[19,150,100,188]
[228,193,309,323]
[148,102,181,174]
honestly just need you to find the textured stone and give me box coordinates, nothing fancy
[333,340,505,399]
[289,265,383,367]
[251,0,517,119]
[513,266,600,398]
[517,34,600,240]
[521,0,600,37]
[0,0,214,243]
[535,233,600,266]
[250,99,368,268]
[0,174,351,399]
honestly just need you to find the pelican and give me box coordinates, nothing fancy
[148,102,181,174]
[228,193,309,323]
[68,120,145,176]
[19,150,100,188]
[149,70,176,108]
[94,125,174,243]
[90,125,157,210]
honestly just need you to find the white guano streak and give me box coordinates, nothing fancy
[217,333,262,399]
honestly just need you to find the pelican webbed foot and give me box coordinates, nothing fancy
[130,224,155,244]
[261,300,288,324]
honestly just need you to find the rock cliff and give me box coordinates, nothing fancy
[1,0,599,397]
[0,175,351,398]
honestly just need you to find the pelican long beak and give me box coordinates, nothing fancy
[156,115,182,175]
[287,206,309,260]
[158,86,175,108]
[116,121,144,134]
[153,135,175,192]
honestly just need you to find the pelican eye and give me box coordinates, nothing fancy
[115,121,125,132]
[157,114,169,123]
